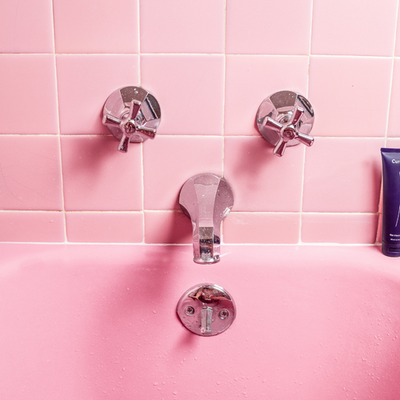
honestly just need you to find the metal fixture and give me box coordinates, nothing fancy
[176,283,236,336]
[102,86,161,153]
[256,90,315,157]
[179,173,234,264]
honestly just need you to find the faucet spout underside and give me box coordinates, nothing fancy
[179,173,234,264]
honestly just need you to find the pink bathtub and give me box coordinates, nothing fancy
[0,244,399,399]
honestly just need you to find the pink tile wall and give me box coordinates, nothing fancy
[0,0,399,245]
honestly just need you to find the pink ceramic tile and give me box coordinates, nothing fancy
[144,211,191,244]
[0,0,53,53]
[309,56,391,137]
[56,55,139,135]
[140,0,224,53]
[0,212,64,242]
[141,55,224,135]
[66,212,143,243]
[303,138,384,213]
[376,213,383,245]
[144,136,223,210]
[312,0,397,56]
[61,136,142,211]
[0,136,63,211]
[224,137,304,212]
[225,55,309,135]
[396,9,400,56]
[0,55,57,134]
[388,60,400,137]
[226,0,312,55]
[302,213,378,244]
[53,0,138,53]
[383,138,400,228]
[386,138,400,148]
[224,212,300,244]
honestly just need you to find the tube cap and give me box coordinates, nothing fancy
[382,242,400,257]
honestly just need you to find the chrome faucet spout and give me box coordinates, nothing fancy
[198,226,219,262]
[179,173,234,264]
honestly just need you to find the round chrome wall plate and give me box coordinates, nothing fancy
[176,283,236,336]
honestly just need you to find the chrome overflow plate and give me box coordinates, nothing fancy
[102,86,161,153]
[176,283,236,336]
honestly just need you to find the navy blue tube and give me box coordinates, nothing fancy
[381,148,400,257]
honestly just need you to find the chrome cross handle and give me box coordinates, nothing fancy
[102,86,161,153]
[256,91,315,157]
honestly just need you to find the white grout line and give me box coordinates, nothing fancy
[298,145,307,245]
[228,211,380,216]
[375,0,400,245]
[137,0,146,245]
[0,210,380,216]
[2,52,398,60]
[50,0,68,244]
[137,0,142,86]
[384,0,400,149]
[0,133,392,139]
[220,0,228,242]
[306,0,315,97]
[140,141,146,245]
[0,241,379,247]
[298,0,316,245]
[0,210,65,214]
[222,0,228,177]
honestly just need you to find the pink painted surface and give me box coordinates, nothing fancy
[388,59,400,137]
[0,0,53,53]
[140,0,225,53]
[303,138,383,213]
[224,212,300,244]
[53,0,138,53]
[141,55,224,135]
[0,55,58,135]
[396,5,400,57]
[224,137,304,212]
[144,211,191,244]
[143,136,223,210]
[0,212,64,242]
[0,244,399,399]
[309,57,392,137]
[0,136,62,211]
[301,213,379,244]
[225,55,309,136]
[61,136,143,211]
[387,138,400,148]
[56,55,139,135]
[311,0,397,56]
[226,0,312,54]
[66,212,143,243]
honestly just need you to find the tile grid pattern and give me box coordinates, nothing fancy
[0,0,400,245]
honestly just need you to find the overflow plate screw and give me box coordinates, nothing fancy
[185,306,195,316]
[219,309,229,320]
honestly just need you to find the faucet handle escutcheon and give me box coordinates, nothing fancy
[256,90,315,157]
[102,86,161,153]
